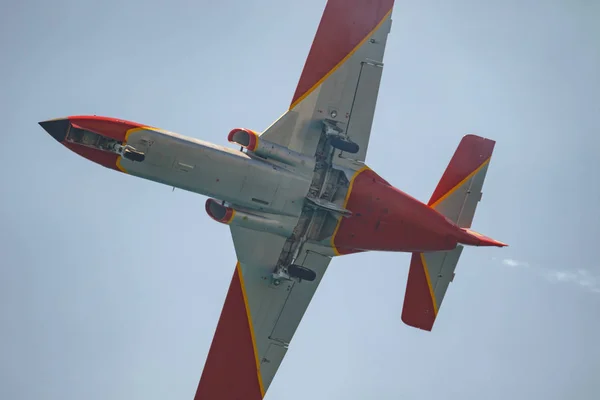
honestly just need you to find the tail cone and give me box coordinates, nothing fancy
[460,228,507,247]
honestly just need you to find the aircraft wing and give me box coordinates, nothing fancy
[260,0,395,165]
[194,226,332,399]
[194,1,395,398]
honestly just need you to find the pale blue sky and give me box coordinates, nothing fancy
[2,0,599,399]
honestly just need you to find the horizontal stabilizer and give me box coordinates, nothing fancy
[428,134,495,228]
[401,247,463,331]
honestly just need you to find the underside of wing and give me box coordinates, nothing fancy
[260,0,395,164]
[194,227,332,399]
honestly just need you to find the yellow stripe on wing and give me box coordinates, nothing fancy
[289,9,393,111]
[236,262,266,397]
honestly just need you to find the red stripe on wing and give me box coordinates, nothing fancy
[290,0,395,108]
[194,266,263,400]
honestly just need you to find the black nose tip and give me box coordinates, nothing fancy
[39,118,70,142]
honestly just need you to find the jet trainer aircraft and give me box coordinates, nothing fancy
[39,0,506,398]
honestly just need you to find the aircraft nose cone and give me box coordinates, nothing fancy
[39,118,70,142]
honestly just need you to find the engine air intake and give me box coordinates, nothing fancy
[228,128,259,152]
[205,199,235,224]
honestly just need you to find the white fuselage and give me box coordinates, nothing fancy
[119,128,313,217]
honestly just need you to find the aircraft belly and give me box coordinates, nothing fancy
[119,130,310,215]
[121,132,242,195]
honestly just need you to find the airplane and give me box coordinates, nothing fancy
[38,0,507,398]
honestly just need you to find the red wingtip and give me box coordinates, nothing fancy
[290,0,395,109]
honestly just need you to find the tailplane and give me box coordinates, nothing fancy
[401,134,505,331]
[401,248,463,331]
[428,134,495,228]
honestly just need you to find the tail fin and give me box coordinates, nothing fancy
[402,248,463,331]
[428,134,495,228]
